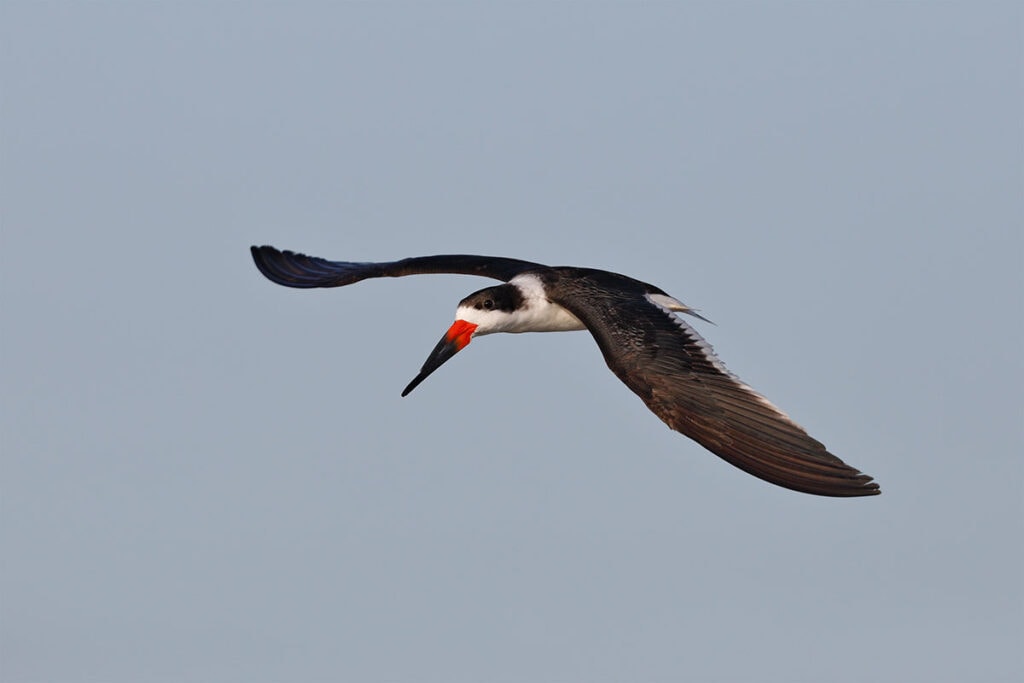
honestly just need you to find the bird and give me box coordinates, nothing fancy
[250,245,880,498]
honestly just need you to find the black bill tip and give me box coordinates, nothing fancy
[400,320,477,397]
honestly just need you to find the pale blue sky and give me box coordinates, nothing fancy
[2,3,1022,682]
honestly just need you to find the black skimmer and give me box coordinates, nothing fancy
[251,245,880,498]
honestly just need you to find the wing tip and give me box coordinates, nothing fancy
[250,244,287,286]
[250,244,328,288]
[832,476,882,498]
[250,244,281,259]
[784,468,882,498]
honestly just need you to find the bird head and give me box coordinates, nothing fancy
[401,285,521,396]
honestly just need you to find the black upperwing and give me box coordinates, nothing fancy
[547,270,880,497]
[251,245,546,288]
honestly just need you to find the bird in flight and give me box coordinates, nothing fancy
[251,245,879,498]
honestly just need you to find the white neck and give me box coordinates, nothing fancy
[456,274,586,335]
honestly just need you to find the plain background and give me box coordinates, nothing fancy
[2,3,1021,682]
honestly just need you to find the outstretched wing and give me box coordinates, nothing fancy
[251,245,545,288]
[554,279,879,497]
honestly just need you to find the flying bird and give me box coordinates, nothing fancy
[251,245,880,498]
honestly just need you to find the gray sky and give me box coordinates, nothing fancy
[2,2,1021,682]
